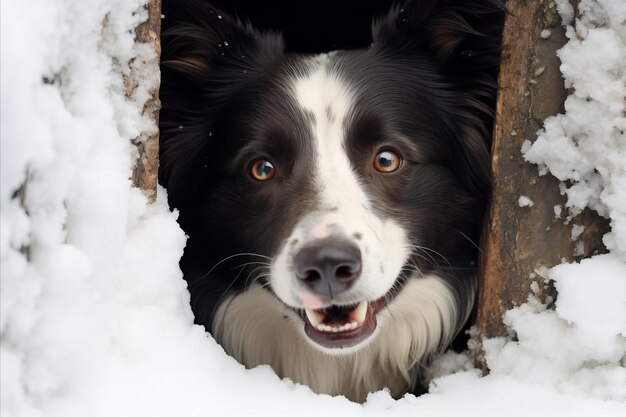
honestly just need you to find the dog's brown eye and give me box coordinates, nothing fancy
[251,159,276,181]
[373,150,401,173]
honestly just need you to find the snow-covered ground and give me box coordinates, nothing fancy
[1,0,624,415]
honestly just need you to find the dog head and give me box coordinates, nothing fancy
[160,0,501,354]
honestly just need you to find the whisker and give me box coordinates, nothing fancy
[200,252,270,280]
[243,265,270,288]
[403,244,454,271]
[403,244,440,266]
[230,261,271,271]
[457,230,486,256]
[214,264,248,312]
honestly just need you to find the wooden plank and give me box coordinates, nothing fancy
[130,0,162,202]
[472,0,609,370]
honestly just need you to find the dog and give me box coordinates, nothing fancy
[159,0,502,402]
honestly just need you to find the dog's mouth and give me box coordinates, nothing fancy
[298,297,387,349]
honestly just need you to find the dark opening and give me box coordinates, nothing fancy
[208,0,396,53]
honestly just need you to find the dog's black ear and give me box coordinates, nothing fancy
[159,0,284,208]
[372,0,502,67]
[160,0,283,81]
[373,0,504,197]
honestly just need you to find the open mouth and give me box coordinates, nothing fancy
[299,297,387,349]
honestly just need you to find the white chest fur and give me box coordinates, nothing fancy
[213,275,458,402]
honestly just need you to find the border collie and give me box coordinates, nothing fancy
[159,0,502,402]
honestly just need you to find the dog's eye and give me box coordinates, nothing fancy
[250,159,276,181]
[373,150,401,173]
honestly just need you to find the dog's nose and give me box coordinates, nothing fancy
[294,239,362,297]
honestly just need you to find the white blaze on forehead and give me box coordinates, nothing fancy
[268,55,409,309]
[291,55,369,214]
[293,55,353,121]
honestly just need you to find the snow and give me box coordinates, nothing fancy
[554,204,563,218]
[518,195,535,207]
[1,0,625,416]
[520,0,626,405]
[571,224,585,240]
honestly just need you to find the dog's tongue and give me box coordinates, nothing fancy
[302,301,379,349]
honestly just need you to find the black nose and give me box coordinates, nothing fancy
[294,239,362,297]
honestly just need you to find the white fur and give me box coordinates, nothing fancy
[213,275,459,402]
[270,55,410,320]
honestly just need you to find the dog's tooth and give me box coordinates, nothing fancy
[316,321,359,333]
[314,315,366,333]
[350,301,368,324]
[305,309,325,327]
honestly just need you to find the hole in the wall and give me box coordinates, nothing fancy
[157,0,506,403]
[208,0,395,53]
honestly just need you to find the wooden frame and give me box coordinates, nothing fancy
[471,0,608,370]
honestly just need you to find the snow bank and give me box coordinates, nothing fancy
[518,0,626,402]
[1,0,624,416]
[524,0,626,255]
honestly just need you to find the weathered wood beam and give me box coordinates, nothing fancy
[472,0,609,370]
[131,0,162,202]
